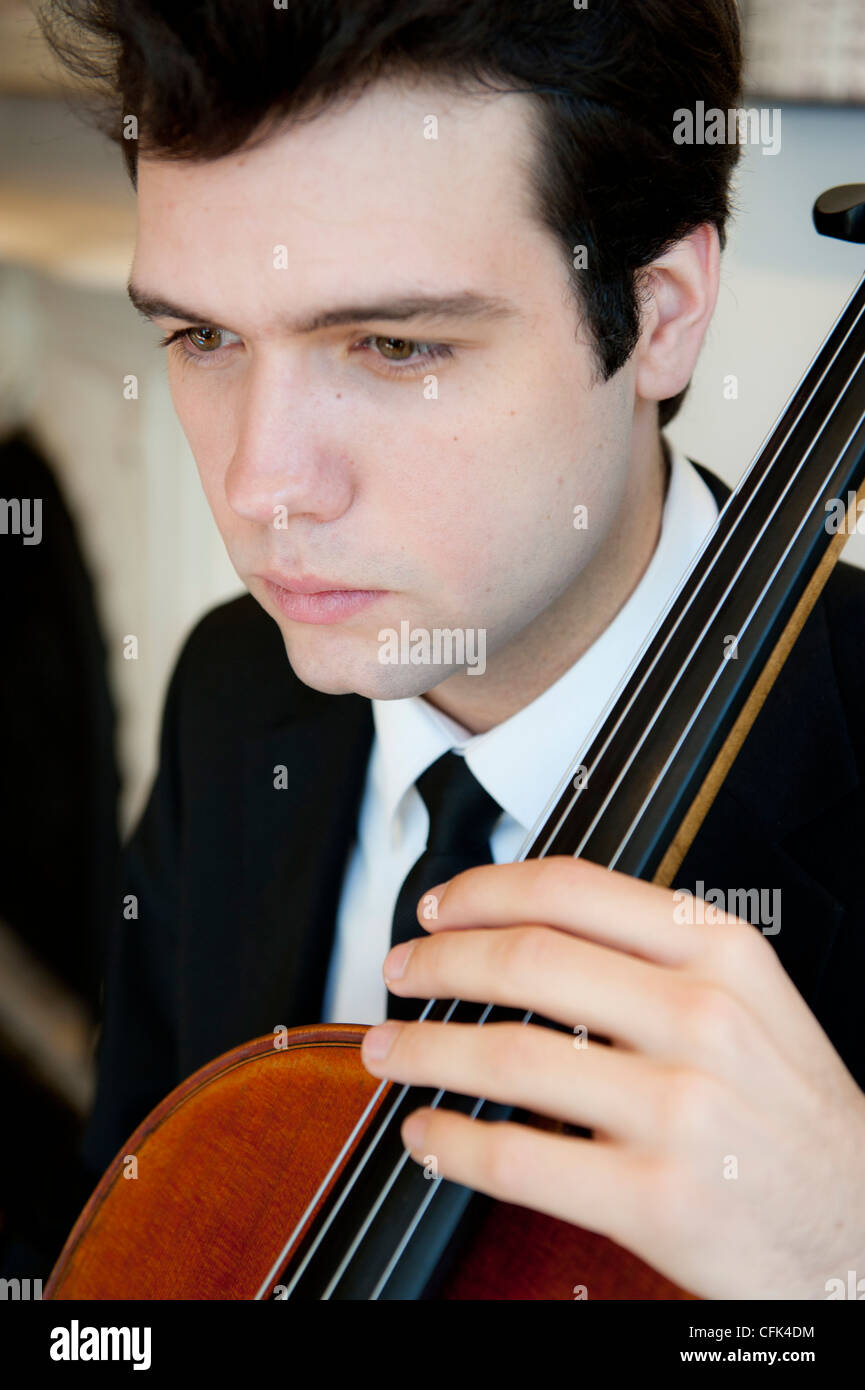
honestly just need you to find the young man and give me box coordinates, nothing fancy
[43,0,865,1299]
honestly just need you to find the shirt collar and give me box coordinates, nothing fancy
[371,444,719,837]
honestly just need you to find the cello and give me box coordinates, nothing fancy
[44,185,865,1300]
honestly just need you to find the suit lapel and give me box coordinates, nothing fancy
[233,693,374,1042]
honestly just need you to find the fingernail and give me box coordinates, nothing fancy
[402,1109,429,1150]
[362,1022,401,1061]
[418,881,449,921]
[383,938,416,981]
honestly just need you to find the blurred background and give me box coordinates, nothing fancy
[0,0,863,1282]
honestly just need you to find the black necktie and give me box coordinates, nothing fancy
[387,750,503,1021]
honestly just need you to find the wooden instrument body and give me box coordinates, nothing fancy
[45,1025,693,1300]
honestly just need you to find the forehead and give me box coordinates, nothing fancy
[132,79,555,330]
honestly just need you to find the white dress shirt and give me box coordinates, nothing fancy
[321,444,719,1023]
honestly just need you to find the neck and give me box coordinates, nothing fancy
[422,432,670,735]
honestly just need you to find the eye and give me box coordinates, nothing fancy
[185,326,223,353]
[354,335,454,376]
[157,326,455,377]
[375,336,418,361]
[158,325,242,366]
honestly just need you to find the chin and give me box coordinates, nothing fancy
[279,630,458,700]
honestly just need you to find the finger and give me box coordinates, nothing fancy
[399,1106,645,1251]
[418,857,823,1055]
[387,921,692,1058]
[419,857,709,967]
[362,1020,668,1141]
[384,924,802,1090]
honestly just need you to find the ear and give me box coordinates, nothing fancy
[633,223,720,406]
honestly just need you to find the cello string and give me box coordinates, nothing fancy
[269,284,864,1299]
[605,399,865,870]
[528,299,865,861]
[254,996,464,1299]
[319,1002,498,1301]
[511,280,865,871]
[261,995,485,1299]
[257,1074,392,1297]
[563,356,865,867]
[365,1041,505,1301]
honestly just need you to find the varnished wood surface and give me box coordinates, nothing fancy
[46,1027,386,1299]
[46,1026,695,1300]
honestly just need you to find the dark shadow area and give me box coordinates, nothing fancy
[0,426,120,1282]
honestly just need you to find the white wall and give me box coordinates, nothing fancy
[667,103,865,567]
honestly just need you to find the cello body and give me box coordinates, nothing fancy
[45,1025,694,1301]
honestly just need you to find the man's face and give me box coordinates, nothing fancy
[131,79,638,702]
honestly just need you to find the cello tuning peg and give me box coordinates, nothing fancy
[813,184,865,244]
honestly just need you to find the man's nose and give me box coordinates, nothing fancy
[224,360,355,527]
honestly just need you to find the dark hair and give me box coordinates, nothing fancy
[38,0,743,426]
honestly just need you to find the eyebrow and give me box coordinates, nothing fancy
[126,282,521,334]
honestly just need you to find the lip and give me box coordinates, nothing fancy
[258,571,370,595]
[259,573,387,625]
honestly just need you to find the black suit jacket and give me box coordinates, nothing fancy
[80,462,865,1180]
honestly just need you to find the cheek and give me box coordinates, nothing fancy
[168,374,237,511]
[394,444,583,620]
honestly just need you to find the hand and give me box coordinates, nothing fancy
[360,856,865,1299]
